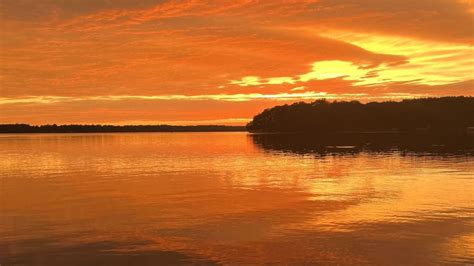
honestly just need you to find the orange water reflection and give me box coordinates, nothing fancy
[0,133,473,264]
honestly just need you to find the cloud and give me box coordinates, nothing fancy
[230,30,473,89]
[0,0,162,21]
[0,22,409,98]
[0,92,368,105]
[294,0,474,44]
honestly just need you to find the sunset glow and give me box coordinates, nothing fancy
[1,0,473,124]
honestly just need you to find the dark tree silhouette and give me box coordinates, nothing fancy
[247,97,474,133]
[0,124,246,133]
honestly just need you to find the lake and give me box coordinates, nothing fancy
[1,132,473,265]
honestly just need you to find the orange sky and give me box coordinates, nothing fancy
[0,0,473,125]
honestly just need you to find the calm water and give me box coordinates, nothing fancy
[0,132,473,265]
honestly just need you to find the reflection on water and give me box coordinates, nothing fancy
[251,132,474,156]
[0,133,473,265]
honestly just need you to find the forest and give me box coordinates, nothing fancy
[247,97,474,133]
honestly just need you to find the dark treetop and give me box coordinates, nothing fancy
[0,124,246,133]
[247,96,474,133]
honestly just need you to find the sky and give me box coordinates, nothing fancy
[0,0,473,125]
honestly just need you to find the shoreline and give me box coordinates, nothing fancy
[0,124,247,134]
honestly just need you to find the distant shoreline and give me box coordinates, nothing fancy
[0,124,247,134]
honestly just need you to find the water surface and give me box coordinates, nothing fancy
[1,133,473,265]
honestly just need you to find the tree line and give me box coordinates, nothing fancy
[247,96,474,133]
[0,124,246,133]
